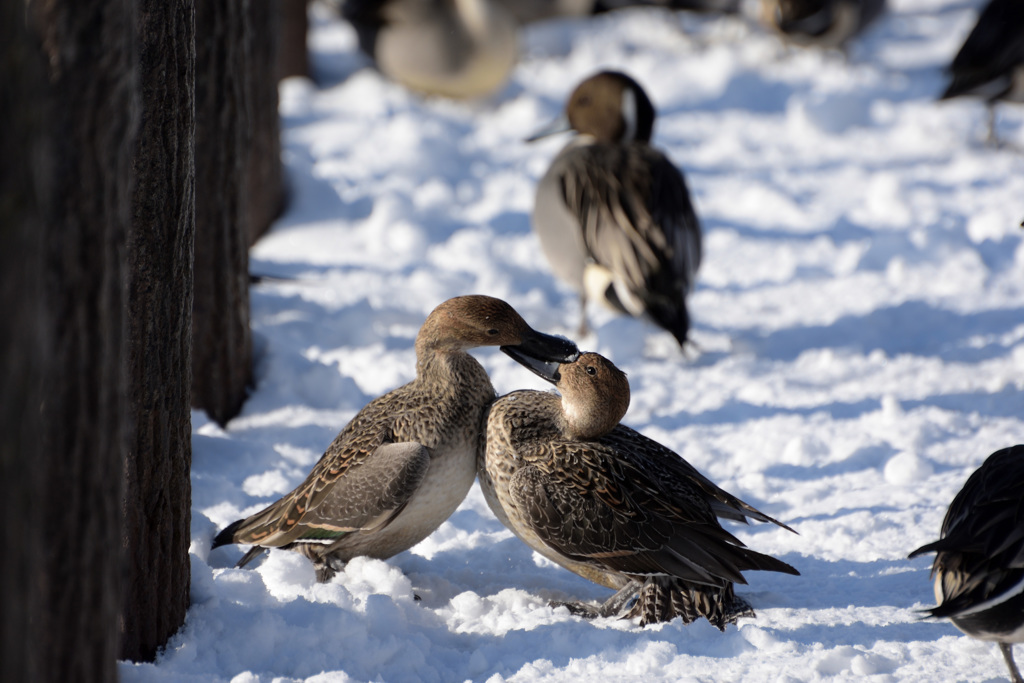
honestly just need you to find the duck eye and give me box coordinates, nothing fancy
[585,366,597,376]
[487,328,499,336]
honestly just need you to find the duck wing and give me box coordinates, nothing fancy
[603,425,797,532]
[214,403,431,556]
[509,439,798,588]
[942,0,1024,101]
[909,445,1024,617]
[561,144,701,323]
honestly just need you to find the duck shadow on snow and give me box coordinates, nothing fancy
[194,539,959,680]
[735,301,1024,364]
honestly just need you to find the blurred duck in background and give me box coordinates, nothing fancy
[493,0,595,25]
[939,0,1024,146]
[760,0,885,51]
[529,71,702,349]
[909,445,1024,683]
[497,0,743,25]
[340,0,519,98]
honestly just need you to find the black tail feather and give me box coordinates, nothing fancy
[212,519,245,550]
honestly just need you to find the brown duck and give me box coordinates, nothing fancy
[213,295,578,582]
[479,351,799,628]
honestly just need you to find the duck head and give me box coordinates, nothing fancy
[417,295,579,362]
[527,70,656,145]
[503,350,630,440]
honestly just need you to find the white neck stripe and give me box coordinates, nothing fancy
[621,87,637,143]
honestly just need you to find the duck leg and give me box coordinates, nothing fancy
[985,105,1000,148]
[1000,643,1023,683]
[577,293,590,338]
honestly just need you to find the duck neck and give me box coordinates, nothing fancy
[453,0,498,40]
[559,395,619,441]
[414,344,493,400]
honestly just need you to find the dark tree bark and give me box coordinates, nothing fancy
[30,0,138,680]
[0,3,46,682]
[193,0,255,425]
[120,0,196,662]
[277,0,310,81]
[243,0,284,246]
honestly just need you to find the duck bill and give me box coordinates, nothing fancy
[500,329,577,383]
[501,345,563,385]
[525,114,572,143]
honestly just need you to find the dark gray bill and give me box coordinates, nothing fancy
[501,344,563,384]
[525,114,572,143]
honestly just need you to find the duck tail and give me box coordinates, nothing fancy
[645,297,690,348]
[625,577,755,630]
[212,518,245,550]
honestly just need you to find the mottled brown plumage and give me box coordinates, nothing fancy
[214,295,578,582]
[479,351,799,628]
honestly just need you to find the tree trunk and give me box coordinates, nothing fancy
[120,0,196,662]
[30,0,137,680]
[193,0,254,425]
[243,0,284,246]
[277,0,309,81]
[0,3,46,681]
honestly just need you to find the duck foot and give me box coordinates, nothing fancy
[550,581,641,620]
[550,599,602,619]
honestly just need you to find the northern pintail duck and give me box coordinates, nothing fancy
[760,0,885,50]
[492,0,594,25]
[493,0,740,25]
[529,71,702,348]
[341,0,519,98]
[940,0,1024,146]
[479,351,799,628]
[213,295,578,582]
[909,445,1024,683]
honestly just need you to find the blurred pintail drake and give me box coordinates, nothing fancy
[939,0,1024,146]
[908,445,1024,683]
[529,71,702,349]
[494,0,742,25]
[213,295,578,582]
[492,0,594,25]
[760,0,885,51]
[340,0,518,98]
[479,351,799,628]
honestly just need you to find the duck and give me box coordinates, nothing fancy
[478,350,799,628]
[939,0,1024,146]
[908,445,1024,683]
[213,295,579,582]
[494,0,741,25]
[760,0,885,51]
[529,71,703,349]
[492,0,594,25]
[340,0,519,98]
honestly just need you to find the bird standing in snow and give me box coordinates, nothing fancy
[480,350,800,628]
[939,0,1024,146]
[213,295,578,582]
[529,71,703,349]
[909,445,1024,683]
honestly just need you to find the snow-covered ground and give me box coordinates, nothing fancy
[121,1,1024,681]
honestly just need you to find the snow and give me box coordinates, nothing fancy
[121,1,1024,681]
